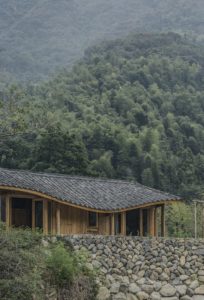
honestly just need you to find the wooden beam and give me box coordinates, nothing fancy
[161,204,165,237]
[121,212,126,235]
[5,194,11,229]
[140,208,143,237]
[43,199,48,235]
[111,213,115,235]
[56,205,61,235]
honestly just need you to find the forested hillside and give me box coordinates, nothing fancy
[1,33,204,199]
[0,0,204,81]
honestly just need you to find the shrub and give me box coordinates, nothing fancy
[46,242,77,286]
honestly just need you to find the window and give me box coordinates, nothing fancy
[88,212,98,228]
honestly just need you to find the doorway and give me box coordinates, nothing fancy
[126,209,140,236]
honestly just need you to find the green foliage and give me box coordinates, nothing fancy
[46,243,77,286]
[166,203,194,238]
[166,202,204,238]
[1,33,204,199]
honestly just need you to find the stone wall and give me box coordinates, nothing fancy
[62,235,204,300]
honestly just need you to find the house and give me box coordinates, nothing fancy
[0,168,181,236]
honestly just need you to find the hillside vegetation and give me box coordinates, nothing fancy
[0,225,97,300]
[0,0,204,81]
[1,33,204,199]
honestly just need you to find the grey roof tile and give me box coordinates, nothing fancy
[0,168,181,211]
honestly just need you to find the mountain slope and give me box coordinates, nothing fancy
[0,0,204,81]
[1,33,204,199]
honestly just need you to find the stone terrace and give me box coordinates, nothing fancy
[61,235,204,300]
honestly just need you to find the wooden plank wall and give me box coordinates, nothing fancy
[98,214,111,235]
[52,203,160,236]
[54,203,111,235]
[59,204,87,234]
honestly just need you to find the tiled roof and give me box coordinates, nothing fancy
[0,168,181,211]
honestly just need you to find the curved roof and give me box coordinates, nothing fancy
[0,168,181,211]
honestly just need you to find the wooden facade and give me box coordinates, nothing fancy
[0,191,166,237]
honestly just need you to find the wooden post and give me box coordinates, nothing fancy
[43,199,48,235]
[52,202,56,235]
[140,209,143,237]
[149,206,155,236]
[161,204,165,237]
[56,205,61,235]
[194,201,197,239]
[5,194,11,229]
[111,213,115,235]
[121,212,126,235]
[154,206,158,237]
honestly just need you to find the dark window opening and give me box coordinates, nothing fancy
[0,196,6,222]
[115,213,122,235]
[88,212,97,227]
[126,209,140,236]
[35,201,43,230]
[143,209,148,237]
[12,198,32,228]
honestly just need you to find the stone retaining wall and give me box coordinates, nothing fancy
[62,236,204,300]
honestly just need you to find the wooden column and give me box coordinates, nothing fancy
[149,206,155,236]
[5,194,11,229]
[154,206,158,237]
[56,204,61,235]
[139,208,143,237]
[121,212,126,235]
[43,199,48,235]
[111,213,115,235]
[161,204,165,237]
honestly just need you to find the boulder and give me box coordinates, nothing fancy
[195,285,204,295]
[112,292,126,300]
[142,284,154,294]
[176,285,187,296]
[151,291,161,300]
[110,282,120,294]
[97,287,110,300]
[129,283,140,294]
[127,294,138,300]
[190,280,199,290]
[160,284,176,297]
[137,291,149,300]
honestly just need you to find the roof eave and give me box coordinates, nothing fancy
[0,185,182,213]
